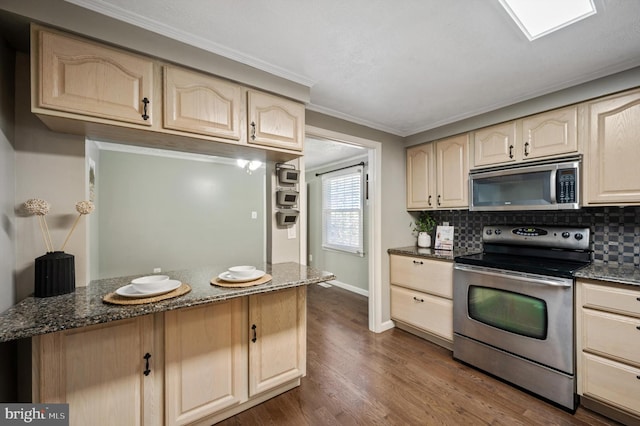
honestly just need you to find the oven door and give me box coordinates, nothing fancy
[453,264,574,374]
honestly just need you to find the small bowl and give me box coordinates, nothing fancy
[131,275,170,293]
[228,265,256,279]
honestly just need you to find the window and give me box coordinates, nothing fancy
[321,166,364,256]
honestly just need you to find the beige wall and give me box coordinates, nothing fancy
[14,53,87,299]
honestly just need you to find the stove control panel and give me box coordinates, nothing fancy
[483,225,590,250]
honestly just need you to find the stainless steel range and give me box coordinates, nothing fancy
[453,225,592,411]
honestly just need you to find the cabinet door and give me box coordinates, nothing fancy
[33,317,158,426]
[473,121,517,167]
[164,298,246,426]
[391,285,453,341]
[521,106,578,160]
[164,65,243,140]
[249,286,306,396]
[584,89,640,205]
[389,255,452,298]
[436,134,469,208]
[582,353,640,417]
[37,28,154,126]
[406,144,435,210]
[247,90,305,151]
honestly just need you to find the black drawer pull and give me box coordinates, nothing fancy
[251,324,257,343]
[141,97,150,120]
[636,325,640,330]
[412,260,423,265]
[636,297,640,302]
[143,353,151,376]
[413,296,424,303]
[637,375,640,380]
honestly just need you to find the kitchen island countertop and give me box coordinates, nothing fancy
[0,262,335,343]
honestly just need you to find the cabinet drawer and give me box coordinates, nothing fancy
[581,308,640,366]
[390,255,452,298]
[580,282,640,318]
[391,285,453,341]
[582,353,640,416]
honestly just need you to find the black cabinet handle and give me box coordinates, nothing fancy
[636,325,640,330]
[437,195,441,206]
[636,297,640,302]
[251,324,257,343]
[412,260,423,265]
[413,296,424,303]
[250,121,256,140]
[428,195,432,206]
[524,141,530,156]
[508,145,514,159]
[141,97,150,121]
[143,353,151,376]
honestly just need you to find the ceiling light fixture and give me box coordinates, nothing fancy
[499,0,597,41]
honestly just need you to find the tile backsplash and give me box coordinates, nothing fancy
[428,206,640,267]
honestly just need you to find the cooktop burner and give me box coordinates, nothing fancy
[454,225,592,278]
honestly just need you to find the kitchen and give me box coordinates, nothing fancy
[1,0,640,425]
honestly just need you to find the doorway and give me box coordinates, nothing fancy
[303,126,383,332]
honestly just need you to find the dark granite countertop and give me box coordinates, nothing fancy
[0,262,335,343]
[387,246,476,262]
[388,247,640,287]
[575,262,640,287]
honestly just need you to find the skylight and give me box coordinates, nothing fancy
[499,0,597,40]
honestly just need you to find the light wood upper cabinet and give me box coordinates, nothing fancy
[584,89,640,205]
[521,106,578,160]
[164,298,246,426]
[164,65,243,140]
[473,106,578,168]
[436,134,469,209]
[407,134,469,210]
[249,286,306,396]
[473,121,517,167]
[247,90,305,151]
[32,316,161,426]
[406,144,435,209]
[35,27,155,127]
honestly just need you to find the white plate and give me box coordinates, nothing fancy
[116,280,182,298]
[217,270,265,283]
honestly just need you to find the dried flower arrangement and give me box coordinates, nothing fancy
[24,199,95,252]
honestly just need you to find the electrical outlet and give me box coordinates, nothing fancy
[153,267,161,273]
[251,211,257,219]
[309,254,313,262]
[287,226,296,239]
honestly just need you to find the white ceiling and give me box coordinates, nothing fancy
[65,0,640,138]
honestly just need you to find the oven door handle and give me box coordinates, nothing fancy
[454,264,572,287]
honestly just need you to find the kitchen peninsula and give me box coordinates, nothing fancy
[0,263,334,425]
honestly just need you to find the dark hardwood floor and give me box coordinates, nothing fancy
[218,284,619,425]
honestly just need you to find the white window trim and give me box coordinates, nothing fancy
[321,165,364,257]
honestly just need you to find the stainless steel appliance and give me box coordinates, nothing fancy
[453,225,591,411]
[469,156,580,211]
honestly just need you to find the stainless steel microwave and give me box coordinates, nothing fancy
[469,157,581,211]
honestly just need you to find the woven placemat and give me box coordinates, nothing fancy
[211,274,272,288]
[103,283,191,305]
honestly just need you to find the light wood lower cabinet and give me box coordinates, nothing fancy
[32,315,161,426]
[576,279,640,422]
[390,254,453,348]
[33,287,307,426]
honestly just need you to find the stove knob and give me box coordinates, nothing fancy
[562,232,570,239]
[486,229,492,235]
[574,233,584,241]
[495,229,502,235]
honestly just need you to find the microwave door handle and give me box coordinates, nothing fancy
[549,170,557,204]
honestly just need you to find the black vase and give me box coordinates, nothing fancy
[34,251,75,297]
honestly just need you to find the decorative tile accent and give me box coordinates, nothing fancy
[427,206,640,267]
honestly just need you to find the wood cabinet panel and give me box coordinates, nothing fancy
[406,144,435,210]
[164,65,243,140]
[584,89,640,205]
[33,317,158,426]
[249,286,306,396]
[390,255,453,298]
[473,121,517,167]
[581,309,640,367]
[580,282,640,318]
[436,134,469,208]
[164,299,246,426]
[37,28,154,126]
[391,285,453,341]
[247,90,304,151]
[521,106,578,159]
[582,353,640,416]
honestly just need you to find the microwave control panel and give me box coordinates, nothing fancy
[556,168,577,204]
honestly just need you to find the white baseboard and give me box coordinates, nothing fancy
[377,320,395,333]
[325,280,369,297]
